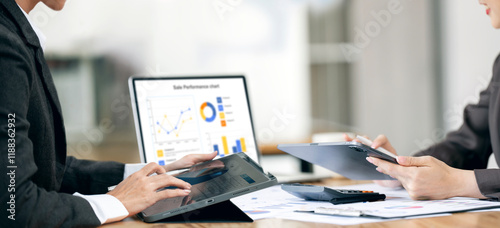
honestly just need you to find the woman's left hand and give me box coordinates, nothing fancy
[367,155,485,200]
[163,152,217,171]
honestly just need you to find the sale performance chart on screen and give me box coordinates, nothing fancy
[132,76,259,166]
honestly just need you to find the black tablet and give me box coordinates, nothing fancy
[138,153,277,222]
[277,141,398,180]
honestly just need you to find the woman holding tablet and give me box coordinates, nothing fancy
[347,0,500,202]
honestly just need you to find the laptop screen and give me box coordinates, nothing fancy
[129,76,260,165]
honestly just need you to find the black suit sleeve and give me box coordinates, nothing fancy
[414,84,492,169]
[61,156,124,195]
[415,56,500,200]
[0,24,102,227]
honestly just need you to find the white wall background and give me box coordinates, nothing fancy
[30,0,311,146]
[347,0,500,159]
[28,0,500,167]
[348,0,437,155]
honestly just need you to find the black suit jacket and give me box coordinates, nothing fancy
[415,54,500,200]
[0,0,125,227]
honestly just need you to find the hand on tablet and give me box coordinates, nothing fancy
[106,163,192,222]
[344,134,397,155]
[367,155,485,200]
[163,152,218,172]
[344,134,402,189]
[367,135,398,156]
[353,134,485,200]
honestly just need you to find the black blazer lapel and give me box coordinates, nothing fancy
[1,0,67,158]
[0,0,41,47]
[35,48,64,116]
[1,0,65,120]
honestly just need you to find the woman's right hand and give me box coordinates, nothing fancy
[343,134,402,188]
[106,162,192,223]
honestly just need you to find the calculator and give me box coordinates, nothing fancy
[281,184,386,204]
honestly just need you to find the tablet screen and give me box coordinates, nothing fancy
[141,153,275,220]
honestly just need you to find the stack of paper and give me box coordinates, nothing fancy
[230,183,500,225]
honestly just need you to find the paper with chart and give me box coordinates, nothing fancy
[332,184,500,218]
[341,196,500,218]
[231,185,389,225]
[231,183,500,225]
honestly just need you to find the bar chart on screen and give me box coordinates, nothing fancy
[206,132,253,158]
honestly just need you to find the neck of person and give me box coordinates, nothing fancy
[16,0,39,13]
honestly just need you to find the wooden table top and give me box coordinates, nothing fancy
[99,177,500,228]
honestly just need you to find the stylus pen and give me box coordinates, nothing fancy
[167,168,189,176]
[295,208,364,217]
[356,135,397,160]
[330,194,386,205]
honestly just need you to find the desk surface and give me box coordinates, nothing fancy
[100,177,500,228]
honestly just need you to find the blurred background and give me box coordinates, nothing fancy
[31,0,500,175]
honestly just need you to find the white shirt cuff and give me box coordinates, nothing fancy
[124,163,147,179]
[74,193,129,224]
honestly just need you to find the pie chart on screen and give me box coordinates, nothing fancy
[200,102,216,122]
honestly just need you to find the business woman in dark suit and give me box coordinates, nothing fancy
[0,0,216,226]
[347,0,500,202]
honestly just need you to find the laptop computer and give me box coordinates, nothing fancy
[129,75,333,183]
[128,75,260,164]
